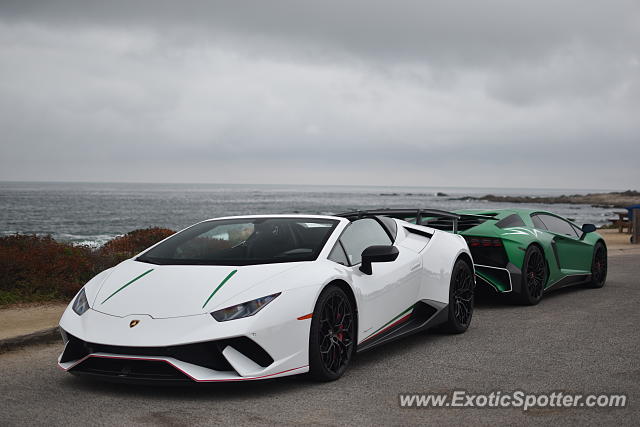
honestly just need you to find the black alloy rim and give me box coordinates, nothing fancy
[526,250,546,298]
[453,266,474,326]
[592,246,607,284]
[319,293,354,373]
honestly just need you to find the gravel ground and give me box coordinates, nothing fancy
[1,254,638,426]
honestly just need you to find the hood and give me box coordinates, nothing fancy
[91,259,301,318]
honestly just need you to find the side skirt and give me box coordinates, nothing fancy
[356,299,448,353]
[544,273,592,293]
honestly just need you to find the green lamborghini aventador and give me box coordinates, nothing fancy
[339,208,607,305]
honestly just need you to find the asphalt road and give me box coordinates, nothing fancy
[1,254,639,426]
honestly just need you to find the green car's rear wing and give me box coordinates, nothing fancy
[337,208,498,234]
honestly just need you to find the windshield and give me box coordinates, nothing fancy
[137,217,339,266]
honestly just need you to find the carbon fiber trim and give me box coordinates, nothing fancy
[356,299,448,353]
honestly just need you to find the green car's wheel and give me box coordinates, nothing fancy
[517,245,547,305]
[586,241,607,288]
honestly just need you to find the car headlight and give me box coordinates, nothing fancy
[72,288,90,316]
[211,293,280,322]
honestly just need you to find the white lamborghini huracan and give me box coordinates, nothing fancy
[58,214,475,383]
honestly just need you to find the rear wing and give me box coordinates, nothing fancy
[336,208,497,234]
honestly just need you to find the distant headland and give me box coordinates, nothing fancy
[448,190,640,208]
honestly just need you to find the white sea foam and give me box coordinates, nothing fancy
[59,234,118,248]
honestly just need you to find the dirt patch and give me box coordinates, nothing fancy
[0,303,67,340]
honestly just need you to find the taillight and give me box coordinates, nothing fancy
[466,237,502,247]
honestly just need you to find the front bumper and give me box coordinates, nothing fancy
[58,306,311,382]
[59,345,307,383]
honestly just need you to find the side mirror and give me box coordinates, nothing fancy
[360,245,399,275]
[580,223,596,240]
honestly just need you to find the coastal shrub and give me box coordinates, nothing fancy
[0,235,95,303]
[0,228,175,306]
[100,227,175,256]
[97,227,175,267]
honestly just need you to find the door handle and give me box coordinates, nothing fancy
[410,263,421,271]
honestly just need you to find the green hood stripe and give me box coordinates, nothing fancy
[202,269,238,309]
[101,269,154,304]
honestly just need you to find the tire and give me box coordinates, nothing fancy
[443,259,474,334]
[308,285,356,381]
[517,245,547,305]
[585,241,607,288]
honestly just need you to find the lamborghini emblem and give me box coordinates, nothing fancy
[129,320,140,328]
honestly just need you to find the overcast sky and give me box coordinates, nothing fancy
[0,1,638,189]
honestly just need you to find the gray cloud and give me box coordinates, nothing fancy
[0,0,638,188]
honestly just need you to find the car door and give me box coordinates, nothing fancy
[332,218,422,342]
[532,213,593,273]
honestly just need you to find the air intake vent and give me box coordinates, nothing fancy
[71,356,190,382]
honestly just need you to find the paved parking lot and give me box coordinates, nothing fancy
[1,254,638,426]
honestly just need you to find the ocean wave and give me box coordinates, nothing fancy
[57,234,118,248]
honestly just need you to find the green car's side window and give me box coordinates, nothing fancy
[533,214,580,238]
[531,215,547,230]
[496,214,525,228]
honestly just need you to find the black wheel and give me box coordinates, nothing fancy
[444,259,474,333]
[586,241,607,288]
[308,285,355,381]
[517,245,547,305]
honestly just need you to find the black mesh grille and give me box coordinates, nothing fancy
[463,236,509,267]
[468,246,508,267]
[71,357,190,381]
[88,341,234,371]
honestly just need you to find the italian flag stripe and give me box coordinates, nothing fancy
[360,305,414,343]
[202,269,238,309]
[101,269,154,304]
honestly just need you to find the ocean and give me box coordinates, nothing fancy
[0,181,617,247]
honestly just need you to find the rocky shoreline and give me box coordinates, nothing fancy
[449,190,640,208]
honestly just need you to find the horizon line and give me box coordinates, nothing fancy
[0,179,626,193]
